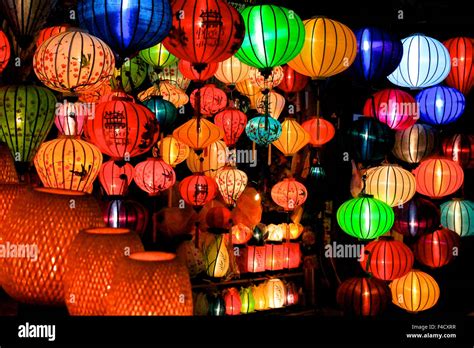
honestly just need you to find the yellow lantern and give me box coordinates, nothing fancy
[365,163,416,207]
[203,233,230,278]
[214,56,251,86]
[272,118,310,156]
[285,222,304,240]
[235,79,262,109]
[249,66,284,90]
[253,283,268,310]
[186,140,228,177]
[264,278,286,309]
[159,135,190,167]
[288,17,357,79]
[138,81,189,107]
[215,165,248,206]
[256,91,286,119]
[173,117,224,150]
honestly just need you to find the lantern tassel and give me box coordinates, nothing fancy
[268,146,272,166]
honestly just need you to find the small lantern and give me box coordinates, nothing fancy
[214,56,251,86]
[98,160,134,196]
[224,287,242,316]
[134,158,176,196]
[179,174,218,207]
[271,178,308,211]
[215,166,248,206]
[264,279,286,309]
[190,84,228,117]
[159,135,190,167]
[203,234,230,278]
[252,283,268,310]
[186,140,228,178]
[103,199,149,237]
[249,66,284,90]
[393,196,440,238]
[242,245,266,273]
[240,287,255,314]
[413,228,460,268]
[214,106,248,147]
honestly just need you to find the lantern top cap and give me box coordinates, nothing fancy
[129,252,176,262]
[83,227,130,235]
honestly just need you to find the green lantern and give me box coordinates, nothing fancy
[111,55,148,93]
[240,286,255,314]
[0,85,56,163]
[235,5,305,71]
[337,194,394,240]
[139,42,178,70]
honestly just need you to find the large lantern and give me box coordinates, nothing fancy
[77,0,172,58]
[443,37,474,95]
[413,228,460,268]
[214,106,247,147]
[336,277,389,316]
[179,60,218,82]
[186,140,228,178]
[413,157,464,199]
[416,86,465,125]
[442,134,474,169]
[337,194,394,240]
[363,89,417,130]
[277,65,309,94]
[264,279,286,309]
[394,196,440,238]
[203,234,230,278]
[388,34,451,89]
[271,178,307,211]
[139,43,178,70]
[86,96,160,159]
[0,85,56,163]
[245,115,282,146]
[159,135,190,167]
[288,17,357,79]
[34,136,103,193]
[179,174,218,207]
[360,237,414,281]
[392,124,436,164]
[256,91,286,119]
[134,158,175,196]
[103,199,149,236]
[365,164,416,207]
[235,5,304,71]
[440,199,474,237]
[33,30,115,93]
[390,270,440,313]
[302,117,336,147]
[215,166,248,206]
[0,30,11,74]
[173,117,224,150]
[214,56,251,86]
[111,56,148,93]
[224,288,242,316]
[144,96,178,134]
[190,84,227,116]
[273,118,310,156]
[163,0,244,67]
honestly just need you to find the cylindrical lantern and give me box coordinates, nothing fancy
[271,178,307,211]
[179,174,218,207]
[176,240,205,278]
[443,37,474,95]
[282,242,301,269]
[249,66,284,91]
[245,116,282,146]
[0,30,11,74]
[413,228,460,268]
[240,287,255,314]
[214,106,247,147]
[273,118,310,156]
[413,157,464,199]
[442,134,474,169]
[178,60,218,82]
[105,252,192,315]
[186,140,228,178]
[394,196,440,238]
[203,234,230,278]
[388,34,451,89]
[134,158,176,196]
[103,199,149,236]
[252,283,268,310]
[256,91,286,119]
[190,84,227,117]
[416,86,465,125]
[392,124,436,164]
[98,160,134,196]
[390,270,440,313]
[215,166,248,206]
[242,245,266,273]
[139,43,178,70]
[302,117,336,147]
[264,279,286,309]
[440,199,474,237]
[111,56,148,93]
[159,135,190,167]
[173,117,224,150]
[265,243,284,271]
[336,277,389,316]
[224,288,242,316]
[214,56,250,86]
[278,65,309,94]
[64,227,144,315]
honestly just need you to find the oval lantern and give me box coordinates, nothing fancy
[390,270,440,313]
[336,277,389,316]
[178,60,218,82]
[144,96,178,134]
[179,174,218,207]
[443,37,474,95]
[394,196,440,238]
[203,234,230,278]
[442,134,474,169]
[278,65,309,94]
[224,288,241,316]
[240,287,255,314]
[413,228,460,268]
[413,157,464,199]
[111,55,148,93]
[302,117,336,147]
[416,86,465,125]
[337,194,394,240]
[159,135,190,167]
[173,117,224,150]
[193,292,209,315]
[288,17,357,79]
[264,279,286,309]
[215,166,248,206]
[214,56,250,86]
[235,4,304,70]
[360,237,414,281]
[134,158,176,196]
[103,199,149,236]
[271,178,308,211]
[190,84,227,116]
[139,43,178,70]
[0,30,11,74]
[365,164,416,207]
[388,34,451,89]
[214,106,247,148]
[77,0,172,58]
[273,118,310,156]
[186,140,228,178]
[352,27,403,82]
[54,101,90,137]
[249,66,284,91]
[363,89,417,130]
[33,30,115,93]
[256,91,286,119]
[392,124,436,164]
[440,199,474,237]
[245,115,282,146]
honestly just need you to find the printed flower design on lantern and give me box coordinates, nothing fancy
[249,66,284,90]
[215,166,248,206]
[245,116,282,146]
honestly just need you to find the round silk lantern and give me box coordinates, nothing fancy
[139,42,178,70]
[190,84,227,116]
[186,140,228,178]
[336,277,389,316]
[365,164,416,207]
[214,106,247,147]
[103,199,149,236]
[416,86,465,125]
[390,270,440,313]
[105,252,193,315]
[0,84,56,163]
[235,78,262,109]
[337,194,394,240]
[224,288,241,315]
[271,178,308,211]
[0,188,104,305]
[163,0,244,67]
[252,283,267,310]
[206,206,232,230]
[33,30,115,93]
[215,166,248,206]
[444,37,474,95]
[388,34,451,89]
[442,134,474,169]
[278,65,309,94]
[273,118,310,156]
[245,116,282,146]
[179,60,218,82]
[363,89,417,130]
[256,91,286,119]
[413,157,464,199]
[111,56,148,93]
[203,234,230,278]
[288,17,357,79]
[208,294,226,316]
[173,117,224,150]
[77,0,172,58]
[54,101,90,137]
[360,237,414,280]
[64,227,144,315]
[264,279,286,309]
[0,30,11,74]
[352,27,403,82]
[392,124,436,164]
[413,228,460,268]
[176,240,206,278]
[440,199,474,237]
[144,96,178,134]
[240,287,255,314]
[394,196,440,238]
[34,137,103,193]
[235,5,304,70]
[134,158,175,196]
[86,96,159,159]
[249,66,284,91]
[302,117,336,147]
[179,174,218,207]
[214,56,250,86]
[159,135,190,167]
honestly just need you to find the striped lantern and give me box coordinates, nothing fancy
[0,30,11,73]
[214,56,251,86]
[394,196,440,238]
[413,228,460,268]
[110,56,148,93]
[173,117,224,150]
[442,134,474,169]
[179,174,218,207]
[36,25,70,46]
[143,96,178,134]
[249,66,284,91]
[98,160,134,196]
[186,140,228,178]
[271,178,308,211]
[272,118,311,156]
[443,37,474,95]
[151,61,191,91]
[264,279,286,309]
[256,91,286,119]
[214,106,248,147]
[215,166,248,206]
[336,277,389,316]
[440,199,474,237]
[139,82,189,107]
[139,43,178,70]
[103,199,149,236]
[235,78,262,109]
[134,158,176,196]
[159,135,190,167]
[416,86,466,125]
[302,117,336,147]
[392,124,436,164]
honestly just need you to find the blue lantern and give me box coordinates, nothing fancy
[440,199,474,237]
[388,34,451,89]
[352,27,403,82]
[245,115,282,146]
[77,0,172,58]
[416,86,466,125]
[143,96,177,134]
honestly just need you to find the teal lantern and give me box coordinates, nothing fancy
[245,115,282,146]
[143,96,177,134]
[111,56,148,93]
[235,5,305,72]
[0,85,56,163]
[440,199,474,237]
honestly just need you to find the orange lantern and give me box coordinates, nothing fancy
[256,90,286,119]
[186,140,228,178]
[190,84,228,117]
[235,78,262,109]
[33,30,115,93]
[214,105,248,148]
[0,30,11,74]
[413,157,464,199]
[282,242,301,269]
[173,117,224,150]
[178,60,218,82]
[64,227,144,315]
[265,243,284,271]
[159,135,190,167]
[98,160,134,196]
[105,252,193,315]
[273,118,310,156]
[215,166,248,206]
[138,81,189,107]
[249,66,284,90]
[285,222,304,240]
[179,173,218,207]
[134,158,176,196]
[271,178,308,211]
[214,56,251,86]
[302,117,336,147]
[252,283,268,310]
[264,279,286,309]
[231,223,253,245]
[224,287,242,315]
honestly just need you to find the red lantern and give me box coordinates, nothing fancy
[179,174,218,207]
[0,30,11,74]
[265,243,284,271]
[285,282,299,306]
[363,89,417,131]
[442,134,474,169]
[206,206,232,230]
[413,228,460,268]
[163,0,244,67]
[394,196,440,238]
[336,277,389,316]
[190,84,227,116]
[239,245,266,273]
[271,178,308,211]
[178,60,218,82]
[282,242,301,269]
[214,106,247,147]
[36,24,70,46]
[103,199,149,237]
[231,223,253,245]
[278,65,309,94]
[444,37,474,95]
[134,158,176,196]
[360,237,414,281]
[86,96,159,160]
[302,117,336,147]
[99,160,134,196]
[224,287,242,315]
